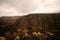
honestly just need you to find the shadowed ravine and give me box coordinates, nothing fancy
[0,13,60,40]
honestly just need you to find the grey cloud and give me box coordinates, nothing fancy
[0,0,60,17]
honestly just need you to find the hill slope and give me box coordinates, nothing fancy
[0,13,60,40]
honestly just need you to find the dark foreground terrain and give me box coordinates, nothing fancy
[0,13,60,40]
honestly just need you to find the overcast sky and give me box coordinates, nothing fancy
[0,0,60,17]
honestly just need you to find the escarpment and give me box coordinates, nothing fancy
[0,13,60,40]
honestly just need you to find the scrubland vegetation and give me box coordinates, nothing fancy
[0,14,60,40]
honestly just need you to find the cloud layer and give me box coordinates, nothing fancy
[0,0,60,16]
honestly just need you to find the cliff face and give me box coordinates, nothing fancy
[0,13,60,40]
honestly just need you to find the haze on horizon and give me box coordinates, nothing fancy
[0,0,60,17]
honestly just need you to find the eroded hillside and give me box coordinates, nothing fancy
[0,13,60,40]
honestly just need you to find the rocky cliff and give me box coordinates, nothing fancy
[0,13,60,40]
